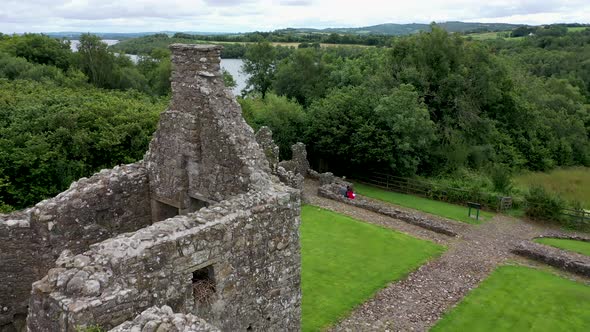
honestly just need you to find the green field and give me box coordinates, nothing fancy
[534,237,590,257]
[301,205,445,331]
[465,31,523,41]
[514,167,590,207]
[432,265,590,331]
[352,182,494,224]
[568,27,589,32]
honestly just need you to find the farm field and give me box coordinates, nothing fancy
[431,265,590,331]
[300,205,445,331]
[534,237,590,257]
[352,182,494,224]
[514,167,590,207]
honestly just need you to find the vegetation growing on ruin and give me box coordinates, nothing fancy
[431,265,590,331]
[300,205,445,331]
[534,238,590,257]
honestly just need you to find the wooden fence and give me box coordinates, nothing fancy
[354,172,590,225]
[353,172,505,211]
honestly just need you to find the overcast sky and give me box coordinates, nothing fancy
[1,0,589,33]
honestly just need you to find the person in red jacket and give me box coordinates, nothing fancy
[345,186,355,199]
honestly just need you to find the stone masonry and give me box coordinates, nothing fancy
[110,306,220,332]
[0,44,301,332]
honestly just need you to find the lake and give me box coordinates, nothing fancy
[69,39,247,95]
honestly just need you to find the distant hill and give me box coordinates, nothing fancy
[42,22,531,40]
[276,22,525,35]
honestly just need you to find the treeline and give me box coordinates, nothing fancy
[239,27,590,181]
[0,33,170,211]
[175,31,392,46]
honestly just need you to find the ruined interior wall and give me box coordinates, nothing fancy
[1,163,152,331]
[0,211,33,330]
[145,44,272,206]
[28,185,301,332]
[31,162,152,260]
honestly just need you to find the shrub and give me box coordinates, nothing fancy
[524,185,565,222]
[489,164,513,194]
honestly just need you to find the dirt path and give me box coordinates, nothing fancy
[303,179,586,331]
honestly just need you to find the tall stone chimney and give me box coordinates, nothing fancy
[145,44,271,221]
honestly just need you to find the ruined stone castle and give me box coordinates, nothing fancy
[0,44,301,331]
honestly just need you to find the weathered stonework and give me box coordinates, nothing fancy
[255,126,280,173]
[1,44,301,332]
[512,241,590,277]
[1,164,152,331]
[110,306,220,332]
[318,182,463,237]
[278,143,309,178]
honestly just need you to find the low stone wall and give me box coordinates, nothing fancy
[512,241,590,277]
[536,233,590,242]
[318,183,462,237]
[110,306,220,332]
[28,184,301,332]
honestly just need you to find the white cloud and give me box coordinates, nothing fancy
[0,0,588,33]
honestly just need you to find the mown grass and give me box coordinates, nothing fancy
[514,167,590,207]
[431,265,590,332]
[301,205,445,331]
[352,182,494,224]
[534,238,590,257]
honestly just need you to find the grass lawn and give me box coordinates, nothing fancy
[432,265,590,332]
[534,237,590,257]
[301,205,445,331]
[352,182,494,224]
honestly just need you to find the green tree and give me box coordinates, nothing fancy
[273,48,329,106]
[76,34,116,88]
[239,93,307,158]
[242,41,277,97]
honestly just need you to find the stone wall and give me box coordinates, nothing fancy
[22,43,301,332]
[0,211,33,330]
[145,44,271,209]
[255,126,279,173]
[110,306,220,332]
[278,143,309,178]
[31,163,152,260]
[318,182,463,237]
[512,241,590,277]
[1,164,152,331]
[28,185,301,331]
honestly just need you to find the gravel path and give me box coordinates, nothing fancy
[302,179,588,331]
